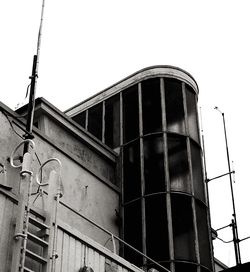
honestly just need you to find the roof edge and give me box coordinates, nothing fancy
[65,65,199,115]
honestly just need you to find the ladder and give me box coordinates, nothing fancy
[10,140,63,272]
[11,202,51,272]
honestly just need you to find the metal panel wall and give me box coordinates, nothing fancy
[55,226,142,272]
[0,193,16,272]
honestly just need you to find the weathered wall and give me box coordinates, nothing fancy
[40,114,116,185]
[0,108,120,270]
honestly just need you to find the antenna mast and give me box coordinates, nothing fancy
[24,0,46,153]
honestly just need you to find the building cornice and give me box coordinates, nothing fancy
[65,65,199,117]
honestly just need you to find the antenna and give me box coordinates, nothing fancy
[24,0,46,154]
[212,106,241,265]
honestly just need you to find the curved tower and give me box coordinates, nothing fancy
[66,66,214,272]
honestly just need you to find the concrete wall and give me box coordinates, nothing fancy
[0,106,120,270]
[40,114,116,185]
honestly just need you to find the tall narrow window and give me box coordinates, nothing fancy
[171,194,196,261]
[105,95,120,148]
[123,85,139,143]
[123,141,141,203]
[124,200,143,267]
[142,78,162,134]
[190,141,205,201]
[145,194,169,261]
[186,85,199,142]
[168,136,191,193]
[165,78,185,134]
[88,103,103,140]
[144,135,165,194]
[196,200,212,269]
[72,111,86,129]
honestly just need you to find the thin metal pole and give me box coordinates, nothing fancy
[221,113,241,265]
[24,0,46,154]
[215,107,241,265]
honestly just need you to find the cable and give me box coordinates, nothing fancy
[1,110,24,139]
[25,83,31,99]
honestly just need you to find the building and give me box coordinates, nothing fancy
[0,65,234,272]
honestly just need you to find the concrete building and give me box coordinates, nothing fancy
[0,65,234,272]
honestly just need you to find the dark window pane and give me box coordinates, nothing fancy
[124,200,142,267]
[88,103,103,140]
[145,194,169,261]
[168,136,191,193]
[175,262,197,272]
[196,201,212,269]
[165,79,185,134]
[105,95,120,148]
[171,194,196,261]
[190,142,205,201]
[142,78,162,134]
[72,111,86,129]
[123,85,139,143]
[144,135,166,194]
[123,141,141,202]
[186,85,199,142]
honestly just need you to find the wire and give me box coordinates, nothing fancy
[1,109,43,190]
[1,110,24,139]
[25,83,31,99]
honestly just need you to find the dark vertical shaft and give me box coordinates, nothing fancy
[23,55,37,154]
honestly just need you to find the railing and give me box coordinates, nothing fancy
[60,200,170,272]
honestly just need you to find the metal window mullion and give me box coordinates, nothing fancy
[193,89,201,144]
[182,82,188,135]
[85,110,89,130]
[120,91,125,256]
[120,92,123,146]
[161,78,175,271]
[138,83,147,265]
[187,137,201,271]
[102,101,105,143]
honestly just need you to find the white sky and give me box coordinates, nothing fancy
[1,0,250,267]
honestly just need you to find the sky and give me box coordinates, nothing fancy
[1,0,250,267]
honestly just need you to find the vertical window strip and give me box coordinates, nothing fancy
[187,137,201,267]
[161,78,175,268]
[85,110,89,130]
[138,82,147,259]
[102,101,105,143]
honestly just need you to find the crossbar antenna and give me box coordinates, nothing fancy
[24,0,46,154]
[214,106,241,265]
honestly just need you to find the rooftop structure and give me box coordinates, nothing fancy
[0,66,232,272]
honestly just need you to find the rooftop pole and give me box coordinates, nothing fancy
[214,107,241,265]
[24,0,46,154]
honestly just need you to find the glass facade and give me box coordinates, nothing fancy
[70,67,213,272]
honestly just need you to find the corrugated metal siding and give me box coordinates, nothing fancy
[56,228,106,272]
[0,193,16,272]
[0,192,143,272]
[55,227,142,272]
